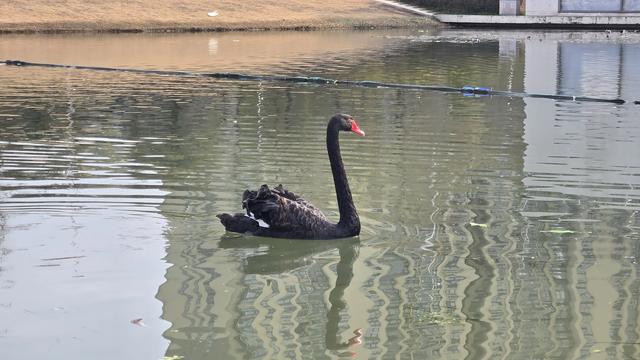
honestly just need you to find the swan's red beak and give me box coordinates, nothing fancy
[351,120,365,136]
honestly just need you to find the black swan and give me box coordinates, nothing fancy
[217,113,365,240]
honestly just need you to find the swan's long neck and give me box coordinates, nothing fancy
[327,123,360,234]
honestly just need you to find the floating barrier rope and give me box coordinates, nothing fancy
[1,59,631,105]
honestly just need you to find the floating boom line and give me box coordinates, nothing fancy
[1,59,629,104]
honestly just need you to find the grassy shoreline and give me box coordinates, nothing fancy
[0,0,438,34]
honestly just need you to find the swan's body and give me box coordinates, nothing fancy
[217,114,364,240]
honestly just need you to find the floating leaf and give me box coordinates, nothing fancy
[541,229,576,234]
[131,318,147,327]
[470,222,488,228]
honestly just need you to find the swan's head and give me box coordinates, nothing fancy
[335,113,365,136]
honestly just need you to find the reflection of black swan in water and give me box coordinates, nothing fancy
[219,236,364,352]
[217,114,365,240]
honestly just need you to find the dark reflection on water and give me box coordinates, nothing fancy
[1,30,640,359]
[217,237,362,356]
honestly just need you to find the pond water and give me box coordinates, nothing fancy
[1,29,639,359]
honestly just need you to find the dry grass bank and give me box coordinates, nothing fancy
[0,0,437,33]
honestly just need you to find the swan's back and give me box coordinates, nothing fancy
[269,184,327,221]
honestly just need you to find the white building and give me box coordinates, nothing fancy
[501,0,640,15]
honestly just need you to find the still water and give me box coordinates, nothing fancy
[1,29,639,359]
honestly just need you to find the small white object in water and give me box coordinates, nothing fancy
[208,11,219,17]
[208,38,219,54]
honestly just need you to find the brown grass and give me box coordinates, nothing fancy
[0,0,437,33]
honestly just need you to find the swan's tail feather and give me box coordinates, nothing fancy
[217,213,259,233]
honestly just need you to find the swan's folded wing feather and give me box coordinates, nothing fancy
[272,184,327,220]
[244,185,329,231]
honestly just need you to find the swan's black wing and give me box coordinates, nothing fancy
[272,184,327,219]
[243,184,330,232]
[217,212,259,233]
